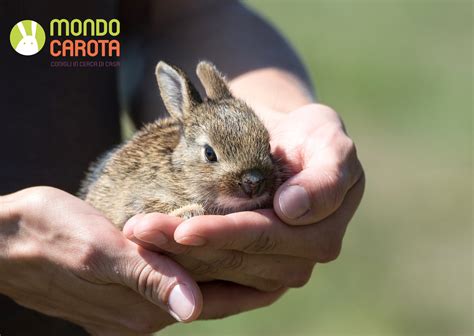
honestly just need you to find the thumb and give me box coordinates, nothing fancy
[274,164,358,225]
[109,242,203,322]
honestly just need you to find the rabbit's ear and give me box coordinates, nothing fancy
[31,21,37,37]
[196,61,232,100]
[17,22,27,38]
[155,62,202,121]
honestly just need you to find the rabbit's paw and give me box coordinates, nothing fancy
[170,203,205,219]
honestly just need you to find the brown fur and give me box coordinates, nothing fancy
[80,61,284,228]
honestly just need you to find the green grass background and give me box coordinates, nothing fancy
[159,1,472,335]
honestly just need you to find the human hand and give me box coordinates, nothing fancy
[0,187,284,335]
[124,104,364,292]
[269,103,365,228]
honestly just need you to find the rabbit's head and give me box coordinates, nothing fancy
[156,61,282,213]
[15,21,39,56]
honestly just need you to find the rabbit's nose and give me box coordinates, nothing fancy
[240,169,265,198]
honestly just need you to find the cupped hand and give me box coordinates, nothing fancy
[0,187,284,335]
[270,103,365,227]
[125,104,365,292]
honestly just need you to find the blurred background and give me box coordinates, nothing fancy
[160,1,472,335]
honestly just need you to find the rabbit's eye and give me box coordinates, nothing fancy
[204,145,217,162]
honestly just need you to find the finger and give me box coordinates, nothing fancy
[171,254,283,292]
[171,249,314,290]
[199,281,287,320]
[124,213,196,255]
[103,241,203,323]
[275,126,363,225]
[124,214,314,289]
[123,213,183,247]
[123,214,162,252]
[174,175,365,261]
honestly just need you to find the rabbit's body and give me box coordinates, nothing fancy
[81,61,283,228]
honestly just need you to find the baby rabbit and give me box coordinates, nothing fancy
[80,61,283,228]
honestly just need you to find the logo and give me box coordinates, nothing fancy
[49,19,120,57]
[10,20,46,56]
[9,18,121,68]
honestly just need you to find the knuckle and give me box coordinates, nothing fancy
[212,252,244,271]
[322,122,343,139]
[136,263,160,298]
[22,187,51,210]
[257,279,284,292]
[168,244,194,256]
[343,137,364,179]
[187,261,218,277]
[319,170,346,212]
[344,134,356,151]
[25,185,63,201]
[242,230,277,254]
[217,235,238,250]
[8,240,42,262]
[344,137,357,161]
[317,236,342,263]
[285,264,314,288]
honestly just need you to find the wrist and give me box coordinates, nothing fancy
[0,192,22,245]
[229,68,314,130]
[0,188,48,288]
[230,68,314,113]
[0,193,23,294]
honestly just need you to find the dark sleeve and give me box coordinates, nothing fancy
[0,0,121,334]
[0,0,122,196]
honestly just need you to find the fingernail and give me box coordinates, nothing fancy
[135,230,168,246]
[125,213,145,228]
[279,185,310,219]
[175,235,207,247]
[123,214,145,238]
[168,284,196,322]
